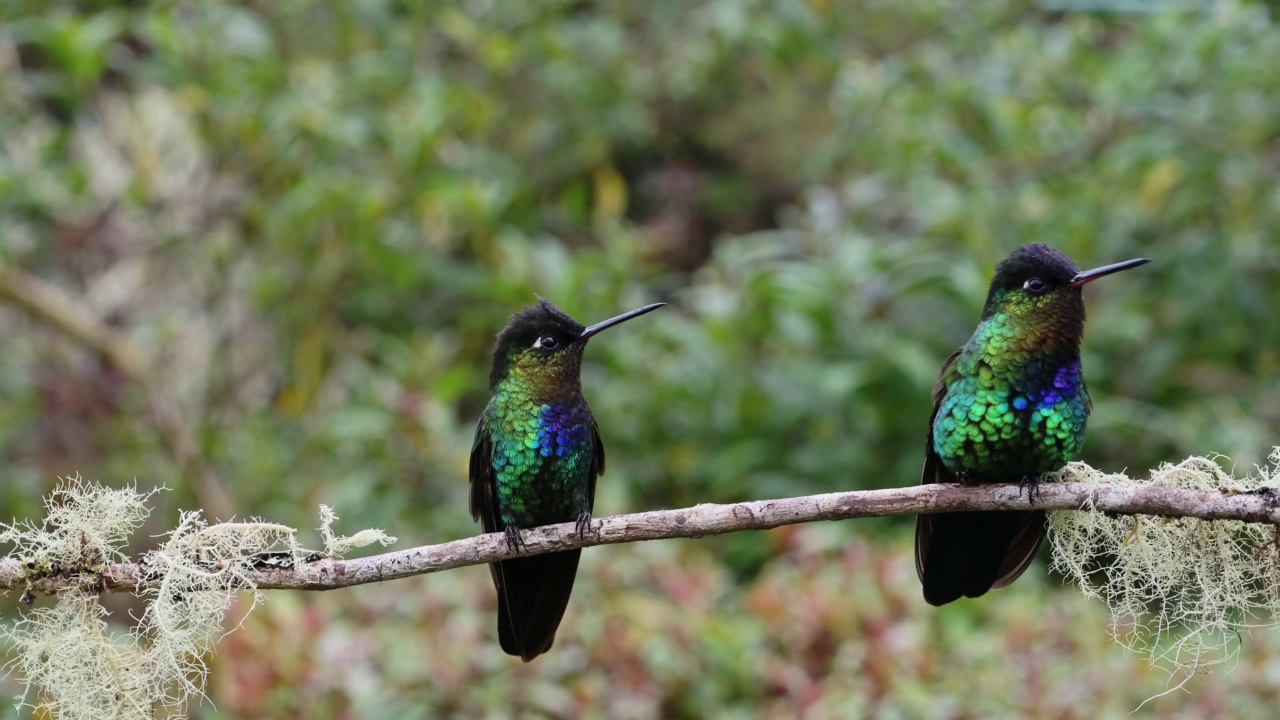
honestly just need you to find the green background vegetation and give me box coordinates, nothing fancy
[1,0,1278,716]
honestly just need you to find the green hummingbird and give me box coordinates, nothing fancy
[470,297,664,661]
[915,244,1149,606]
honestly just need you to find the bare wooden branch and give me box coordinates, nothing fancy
[4,481,1278,596]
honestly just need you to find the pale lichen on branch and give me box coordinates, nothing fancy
[0,479,395,719]
[1049,449,1280,696]
[1,453,1279,717]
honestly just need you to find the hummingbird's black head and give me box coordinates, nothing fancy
[489,298,587,391]
[992,243,1080,288]
[980,243,1150,328]
[487,297,666,392]
[980,243,1081,327]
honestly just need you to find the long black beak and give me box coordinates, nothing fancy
[580,303,666,340]
[1070,257,1151,288]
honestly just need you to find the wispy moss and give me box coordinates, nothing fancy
[0,479,395,719]
[1049,448,1280,698]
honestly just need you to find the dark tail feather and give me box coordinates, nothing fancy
[491,550,582,662]
[917,510,1046,607]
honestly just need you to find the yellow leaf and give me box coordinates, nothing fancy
[278,324,329,416]
[1139,158,1185,212]
[592,163,628,222]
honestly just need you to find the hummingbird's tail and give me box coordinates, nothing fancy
[915,509,1046,607]
[489,550,581,662]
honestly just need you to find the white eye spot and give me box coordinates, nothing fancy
[534,335,559,350]
[1023,277,1047,293]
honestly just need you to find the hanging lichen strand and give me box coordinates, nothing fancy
[0,478,394,720]
[1048,448,1280,696]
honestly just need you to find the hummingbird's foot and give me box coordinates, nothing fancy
[574,512,593,539]
[503,525,527,552]
[1019,475,1042,505]
[956,470,978,487]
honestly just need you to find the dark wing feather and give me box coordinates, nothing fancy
[492,549,582,661]
[914,350,961,582]
[590,418,604,505]
[990,509,1047,589]
[469,416,500,532]
[469,416,524,655]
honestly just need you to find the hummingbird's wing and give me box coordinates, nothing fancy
[914,350,961,582]
[468,415,500,533]
[589,418,605,505]
[989,511,1046,589]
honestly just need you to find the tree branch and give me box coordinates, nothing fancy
[5,481,1279,596]
[0,265,235,520]
[0,267,151,380]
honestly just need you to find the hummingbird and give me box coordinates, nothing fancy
[469,297,664,661]
[914,243,1149,607]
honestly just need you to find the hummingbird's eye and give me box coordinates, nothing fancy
[1023,277,1048,293]
[535,335,559,350]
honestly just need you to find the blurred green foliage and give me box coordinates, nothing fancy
[1,0,1279,715]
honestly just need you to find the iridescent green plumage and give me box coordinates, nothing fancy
[482,337,598,529]
[931,309,1089,478]
[469,298,663,661]
[915,244,1149,606]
